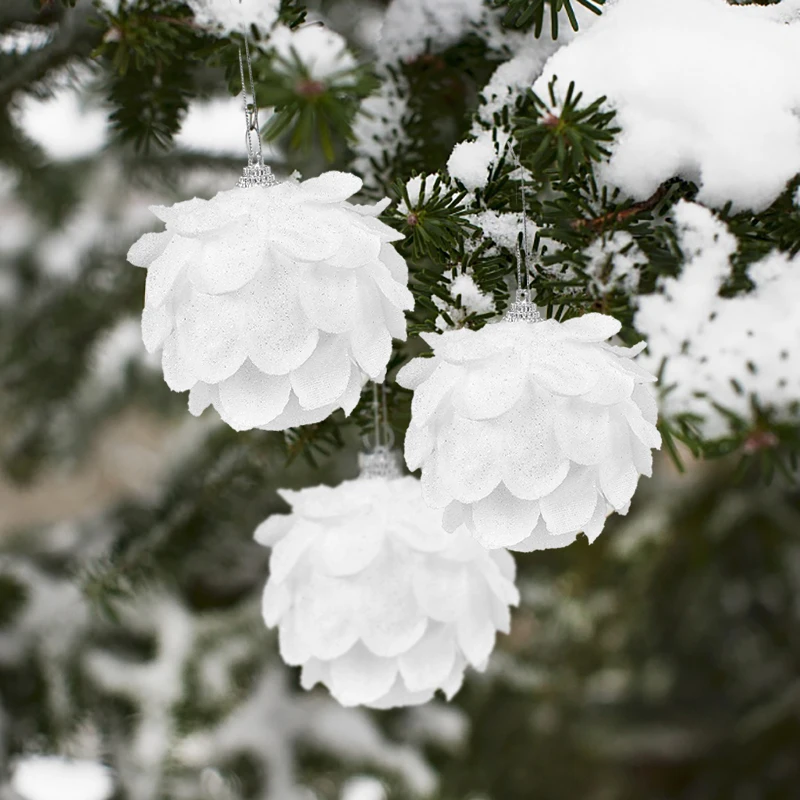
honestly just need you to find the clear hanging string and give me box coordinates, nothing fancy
[505,139,542,323]
[359,382,402,479]
[235,17,277,188]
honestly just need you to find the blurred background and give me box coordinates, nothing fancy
[1,1,800,799]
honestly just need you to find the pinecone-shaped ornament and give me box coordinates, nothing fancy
[127,170,412,431]
[397,291,661,551]
[254,455,519,708]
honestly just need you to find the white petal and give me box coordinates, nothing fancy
[300,658,327,690]
[329,643,398,706]
[315,521,384,577]
[632,383,659,425]
[410,361,461,426]
[261,580,291,627]
[278,608,312,666]
[510,517,578,552]
[553,399,611,465]
[290,335,352,410]
[259,392,336,431]
[128,231,171,267]
[438,415,502,503]
[404,421,433,472]
[582,496,608,543]
[599,416,640,510]
[580,361,635,405]
[298,265,359,334]
[188,382,215,416]
[435,324,515,364]
[245,267,320,375]
[631,434,654,478]
[501,395,571,500]
[411,559,469,623]
[441,500,467,534]
[176,292,248,384]
[299,171,362,202]
[217,362,291,430]
[381,294,407,341]
[360,259,414,310]
[398,624,457,692]
[440,658,466,699]
[560,313,621,342]
[470,484,540,549]
[350,280,392,378]
[326,220,382,270]
[190,217,264,294]
[269,207,343,262]
[621,399,662,449]
[380,242,409,284]
[396,356,438,390]
[145,235,198,308]
[151,192,248,235]
[141,303,172,353]
[357,554,428,657]
[161,333,195,391]
[454,350,527,421]
[295,572,360,660]
[420,451,454,509]
[254,514,293,547]
[269,520,318,583]
[366,679,433,709]
[456,587,497,668]
[540,465,600,535]
[529,348,600,396]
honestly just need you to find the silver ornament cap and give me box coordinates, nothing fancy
[358,445,404,480]
[504,288,542,323]
[237,161,278,189]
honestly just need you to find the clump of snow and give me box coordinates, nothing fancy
[448,130,509,192]
[0,25,51,54]
[12,756,113,800]
[188,0,280,34]
[636,200,800,438]
[466,208,536,254]
[341,776,387,800]
[270,21,358,81]
[534,0,800,211]
[398,173,440,212]
[433,271,496,330]
[582,231,647,293]
[378,0,488,62]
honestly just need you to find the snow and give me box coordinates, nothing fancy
[582,231,647,294]
[398,173,440,212]
[187,0,280,34]
[432,271,496,331]
[636,200,800,438]
[270,22,358,81]
[11,756,113,800]
[466,208,533,254]
[341,776,387,800]
[534,0,800,211]
[448,131,508,192]
[15,88,107,161]
[378,0,488,62]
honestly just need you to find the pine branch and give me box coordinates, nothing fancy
[571,182,673,231]
[0,0,101,102]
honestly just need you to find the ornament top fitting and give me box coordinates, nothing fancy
[237,161,278,189]
[504,288,542,323]
[358,445,404,480]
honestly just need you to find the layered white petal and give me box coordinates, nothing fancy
[127,172,411,431]
[398,313,661,550]
[254,474,518,708]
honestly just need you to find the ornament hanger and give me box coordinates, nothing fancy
[359,382,403,479]
[235,6,277,188]
[504,141,541,323]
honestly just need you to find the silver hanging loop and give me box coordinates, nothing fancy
[504,140,542,323]
[235,32,277,188]
[359,383,402,479]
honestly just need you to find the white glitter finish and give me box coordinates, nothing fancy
[254,475,519,709]
[127,172,412,431]
[396,313,662,551]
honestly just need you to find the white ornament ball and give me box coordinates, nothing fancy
[127,171,413,431]
[396,313,662,551]
[254,474,520,708]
